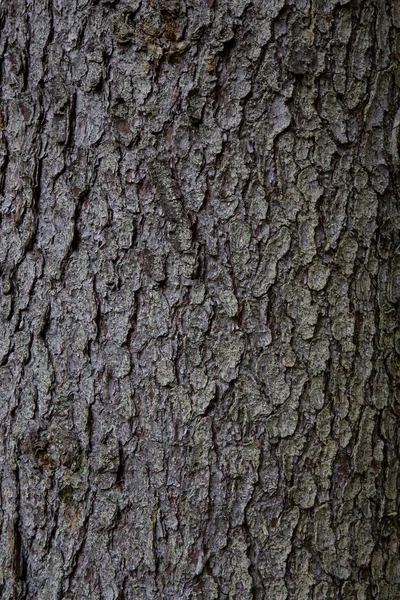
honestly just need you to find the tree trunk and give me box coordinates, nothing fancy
[0,0,399,598]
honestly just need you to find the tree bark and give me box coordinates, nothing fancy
[0,0,399,598]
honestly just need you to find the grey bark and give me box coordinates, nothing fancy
[0,0,399,598]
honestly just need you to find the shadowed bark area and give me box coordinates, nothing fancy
[0,0,399,598]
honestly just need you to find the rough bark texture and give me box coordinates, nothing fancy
[0,0,399,598]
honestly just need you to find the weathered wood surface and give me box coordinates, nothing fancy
[0,0,399,598]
